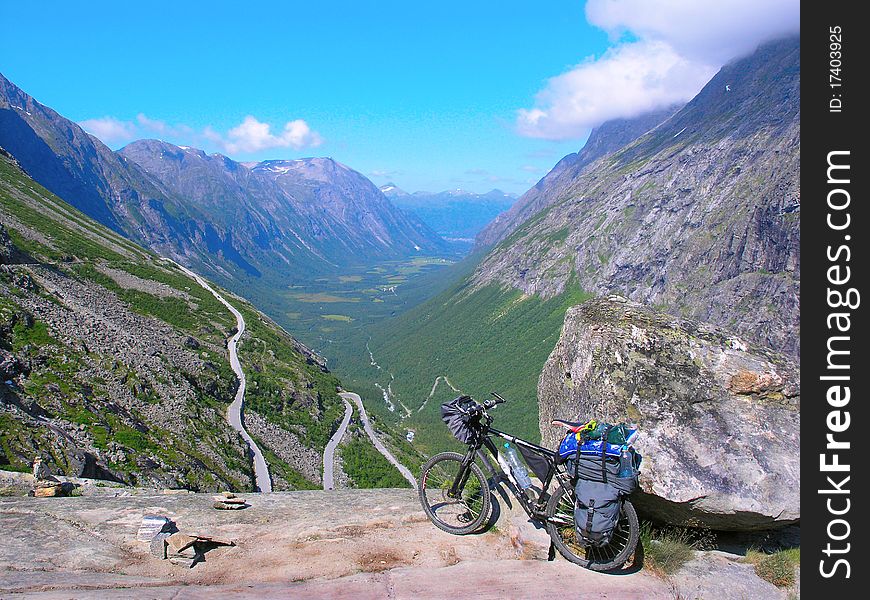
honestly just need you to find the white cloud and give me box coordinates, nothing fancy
[586,0,800,64]
[78,113,323,156]
[78,116,137,143]
[518,40,713,139]
[136,113,169,134]
[219,116,323,154]
[518,0,799,140]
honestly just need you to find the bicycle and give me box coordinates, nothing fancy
[418,393,640,571]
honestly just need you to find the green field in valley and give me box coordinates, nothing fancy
[324,268,593,457]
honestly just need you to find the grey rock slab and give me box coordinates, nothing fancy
[136,515,174,541]
[489,480,552,561]
[0,503,124,572]
[149,533,170,559]
[213,501,249,510]
[2,574,392,599]
[0,489,752,598]
[539,297,799,530]
[390,559,672,599]
[0,489,430,575]
[672,552,790,600]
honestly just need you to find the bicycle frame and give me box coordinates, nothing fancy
[448,414,571,521]
[430,400,640,570]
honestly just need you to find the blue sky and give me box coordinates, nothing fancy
[0,1,798,194]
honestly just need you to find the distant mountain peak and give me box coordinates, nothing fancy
[379,183,409,197]
[252,157,358,182]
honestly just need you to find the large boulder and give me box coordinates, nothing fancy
[538,296,799,530]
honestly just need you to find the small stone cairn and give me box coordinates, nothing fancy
[212,491,249,510]
[29,457,76,497]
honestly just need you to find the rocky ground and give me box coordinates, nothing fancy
[0,474,795,599]
[245,409,322,488]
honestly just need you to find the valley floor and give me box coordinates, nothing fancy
[0,482,793,599]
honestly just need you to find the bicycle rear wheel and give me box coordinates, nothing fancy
[545,483,639,571]
[419,451,491,535]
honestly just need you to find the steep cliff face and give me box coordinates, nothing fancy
[475,106,679,250]
[471,36,800,358]
[539,296,799,530]
[0,151,344,490]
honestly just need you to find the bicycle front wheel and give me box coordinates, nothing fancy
[545,483,639,571]
[419,451,491,535]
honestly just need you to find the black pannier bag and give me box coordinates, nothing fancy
[517,443,551,482]
[572,444,639,547]
[440,396,481,444]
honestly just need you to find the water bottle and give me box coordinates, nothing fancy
[617,446,635,478]
[503,443,532,489]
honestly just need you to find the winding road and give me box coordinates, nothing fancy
[322,398,353,490]
[167,260,272,493]
[340,391,417,488]
[418,375,461,413]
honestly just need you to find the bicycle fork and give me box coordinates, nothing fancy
[447,450,478,499]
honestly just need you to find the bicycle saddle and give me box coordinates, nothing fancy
[551,418,591,433]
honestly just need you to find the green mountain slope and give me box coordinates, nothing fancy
[332,274,591,451]
[0,148,344,490]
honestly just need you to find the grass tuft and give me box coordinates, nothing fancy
[744,547,800,587]
[640,521,712,576]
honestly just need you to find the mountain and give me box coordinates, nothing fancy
[384,187,516,251]
[0,73,195,249]
[0,73,449,292]
[250,158,444,259]
[0,147,346,490]
[472,35,799,356]
[118,141,446,272]
[475,106,680,249]
[342,36,800,451]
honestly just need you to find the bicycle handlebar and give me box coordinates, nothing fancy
[480,393,507,411]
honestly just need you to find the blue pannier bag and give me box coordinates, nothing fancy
[560,423,640,548]
[558,423,638,460]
